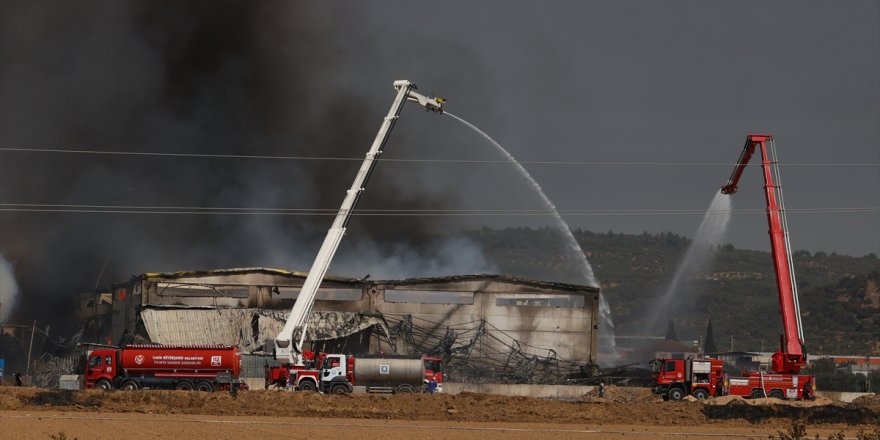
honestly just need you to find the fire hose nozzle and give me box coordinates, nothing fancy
[407,90,445,113]
[392,80,444,112]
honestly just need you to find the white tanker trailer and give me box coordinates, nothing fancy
[319,354,437,394]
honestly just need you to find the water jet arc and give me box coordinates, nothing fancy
[444,112,618,364]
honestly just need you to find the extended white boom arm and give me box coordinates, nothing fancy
[274,80,444,365]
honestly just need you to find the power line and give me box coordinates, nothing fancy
[2,146,878,167]
[0,203,876,216]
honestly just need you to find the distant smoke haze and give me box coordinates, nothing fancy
[0,254,20,323]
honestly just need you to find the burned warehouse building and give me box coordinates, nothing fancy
[77,267,600,385]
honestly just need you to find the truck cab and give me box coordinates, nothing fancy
[319,354,353,394]
[651,358,726,401]
[85,349,117,390]
[423,356,443,393]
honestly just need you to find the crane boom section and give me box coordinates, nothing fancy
[274,81,444,365]
[721,134,805,374]
[721,137,759,195]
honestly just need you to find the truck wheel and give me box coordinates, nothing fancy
[121,380,139,391]
[96,379,113,391]
[395,384,414,394]
[768,389,785,400]
[196,381,214,392]
[175,381,194,391]
[330,384,349,395]
[298,380,317,392]
[692,388,709,400]
[668,387,685,401]
[749,389,766,399]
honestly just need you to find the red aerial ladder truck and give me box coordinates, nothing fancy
[652,135,816,400]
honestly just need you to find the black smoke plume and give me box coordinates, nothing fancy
[0,1,491,333]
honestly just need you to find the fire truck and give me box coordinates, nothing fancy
[650,358,726,401]
[652,135,816,401]
[84,344,245,391]
[266,80,446,394]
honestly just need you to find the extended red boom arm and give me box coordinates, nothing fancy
[721,134,806,374]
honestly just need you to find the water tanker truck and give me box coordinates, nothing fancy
[319,354,440,394]
[84,344,245,391]
[266,353,443,394]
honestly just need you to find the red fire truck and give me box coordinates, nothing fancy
[651,358,726,400]
[652,135,816,401]
[84,344,246,392]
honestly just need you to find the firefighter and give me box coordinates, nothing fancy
[598,380,605,398]
[14,371,22,386]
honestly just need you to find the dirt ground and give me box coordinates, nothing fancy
[1,386,878,440]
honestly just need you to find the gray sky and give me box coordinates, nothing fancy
[0,1,878,324]
[343,0,880,257]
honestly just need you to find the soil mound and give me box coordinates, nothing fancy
[852,394,880,412]
[702,397,878,425]
[1,386,876,428]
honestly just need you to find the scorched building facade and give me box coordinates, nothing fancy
[101,267,600,383]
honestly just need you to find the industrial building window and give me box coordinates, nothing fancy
[279,287,362,301]
[495,294,585,308]
[384,290,474,305]
[156,283,248,298]
[316,288,362,301]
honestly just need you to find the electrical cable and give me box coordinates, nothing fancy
[0,204,875,216]
[2,146,878,167]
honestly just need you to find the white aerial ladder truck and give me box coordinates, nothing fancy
[273,80,444,370]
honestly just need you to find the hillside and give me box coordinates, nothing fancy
[465,227,880,355]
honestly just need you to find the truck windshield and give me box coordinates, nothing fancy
[424,359,442,372]
[649,360,661,373]
[88,356,101,369]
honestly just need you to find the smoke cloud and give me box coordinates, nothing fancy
[0,2,492,329]
[0,254,20,323]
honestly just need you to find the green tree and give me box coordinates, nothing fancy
[665,320,678,341]
[704,318,718,353]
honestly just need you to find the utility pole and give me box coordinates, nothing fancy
[26,320,36,376]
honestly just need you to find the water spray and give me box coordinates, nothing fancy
[645,191,732,334]
[443,112,618,364]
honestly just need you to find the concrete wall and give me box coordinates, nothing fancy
[443,382,595,400]
[242,377,266,391]
[816,391,875,403]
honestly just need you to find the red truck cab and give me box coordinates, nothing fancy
[651,358,727,401]
[423,356,443,393]
[85,349,118,390]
